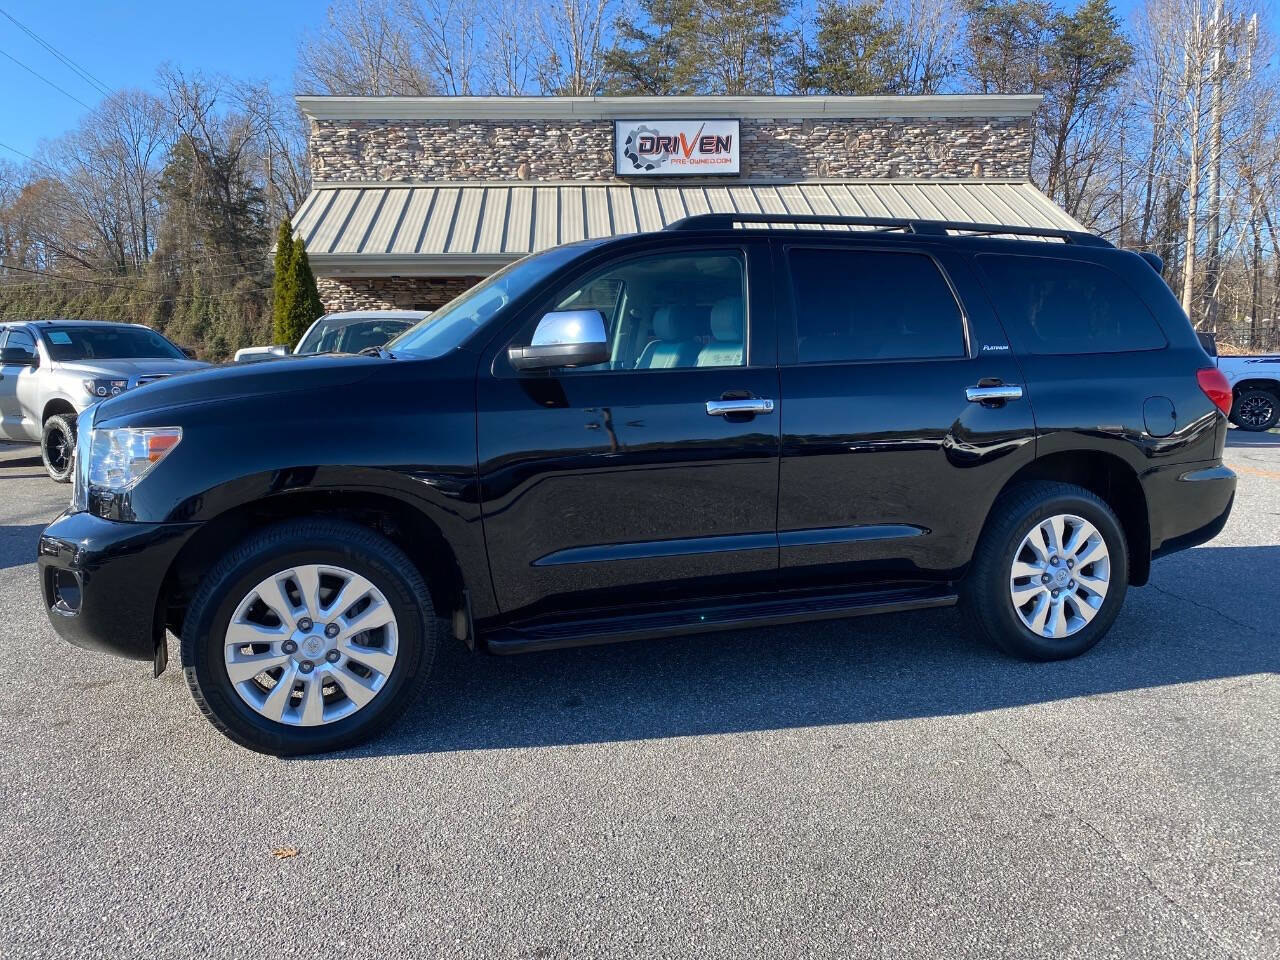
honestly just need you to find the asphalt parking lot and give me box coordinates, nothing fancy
[0,434,1277,960]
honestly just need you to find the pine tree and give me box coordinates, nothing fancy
[271,219,294,343]
[280,235,324,346]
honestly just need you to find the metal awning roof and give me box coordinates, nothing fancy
[294,180,1087,277]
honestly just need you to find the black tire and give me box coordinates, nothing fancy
[41,413,76,483]
[963,482,1129,661]
[181,519,436,755]
[1230,387,1279,432]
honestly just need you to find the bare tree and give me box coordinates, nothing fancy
[297,0,435,95]
[480,0,539,94]
[884,0,963,94]
[536,0,614,95]
[401,0,485,95]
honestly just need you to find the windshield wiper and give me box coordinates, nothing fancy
[357,345,397,359]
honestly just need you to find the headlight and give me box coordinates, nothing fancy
[83,378,129,398]
[85,427,183,494]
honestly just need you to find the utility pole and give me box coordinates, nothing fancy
[1203,0,1226,332]
[1180,10,1204,320]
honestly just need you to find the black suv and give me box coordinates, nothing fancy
[38,215,1237,755]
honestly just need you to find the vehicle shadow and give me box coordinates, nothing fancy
[328,544,1280,759]
[0,524,48,570]
[0,455,45,469]
[1226,428,1280,447]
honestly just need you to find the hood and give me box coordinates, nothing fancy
[93,351,385,422]
[56,357,210,380]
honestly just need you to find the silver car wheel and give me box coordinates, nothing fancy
[223,563,399,726]
[1009,513,1111,640]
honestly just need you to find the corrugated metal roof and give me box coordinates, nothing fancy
[294,180,1087,275]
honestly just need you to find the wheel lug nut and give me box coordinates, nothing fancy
[1066,559,1074,569]
[282,640,297,654]
[324,623,339,638]
[298,617,313,632]
[1049,556,1059,566]
[299,660,314,674]
[1051,589,1060,598]
[1068,580,1076,589]
[325,650,340,663]
[1041,574,1051,584]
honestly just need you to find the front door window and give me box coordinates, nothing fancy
[516,250,748,372]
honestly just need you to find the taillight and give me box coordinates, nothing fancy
[1197,367,1232,415]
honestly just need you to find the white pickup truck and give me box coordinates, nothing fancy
[1201,334,1280,431]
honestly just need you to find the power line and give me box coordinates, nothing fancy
[0,6,111,96]
[0,47,92,110]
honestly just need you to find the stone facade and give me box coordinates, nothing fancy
[310,116,1032,184]
[317,275,483,312]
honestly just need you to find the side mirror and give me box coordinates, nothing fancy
[1,347,37,366]
[181,347,198,360]
[508,310,609,371]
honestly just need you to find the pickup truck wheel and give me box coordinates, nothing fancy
[181,519,436,755]
[1231,387,1279,431]
[964,482,1128,661]
[40,414,76,483]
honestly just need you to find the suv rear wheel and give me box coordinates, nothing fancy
[181,519,436,755]
[41,413,76,483]
[964,482,1129,661]
[1231,386,1279,432]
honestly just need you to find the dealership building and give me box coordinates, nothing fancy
[291,94,1081,313]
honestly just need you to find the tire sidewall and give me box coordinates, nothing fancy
[41,414,75,483]
[185,535,429,755]
[984,492,1129,660]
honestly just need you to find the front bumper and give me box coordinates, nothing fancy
[1147,461,1237,560]
[38,511,198,662]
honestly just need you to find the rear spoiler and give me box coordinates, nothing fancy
[1137,251,1164,275]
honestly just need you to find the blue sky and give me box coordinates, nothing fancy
[0,0,312,159]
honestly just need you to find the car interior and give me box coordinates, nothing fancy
[548,252,747,371]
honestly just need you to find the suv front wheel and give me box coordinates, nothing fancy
[964,482,1129,661]
[181,519,436,755]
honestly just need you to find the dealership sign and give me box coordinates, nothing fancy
[614,119,740,176]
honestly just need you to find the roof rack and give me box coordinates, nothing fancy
[664,213,1111,247]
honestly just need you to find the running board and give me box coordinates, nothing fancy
[484,585,958,654]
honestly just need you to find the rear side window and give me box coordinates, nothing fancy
[976,255,1166,355]
[787,247,965,363]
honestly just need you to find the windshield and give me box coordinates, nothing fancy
[41,325,185,362]
[388,245,588,359]
[297,318,416,355]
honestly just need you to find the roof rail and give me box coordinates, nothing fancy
[664,213,1111,247]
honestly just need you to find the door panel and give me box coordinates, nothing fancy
[775,243,1037,588]
[0,329,39,441]
[476,241,780,621]
[479,368,781,617]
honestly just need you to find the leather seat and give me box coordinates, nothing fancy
[697,298,744,367]
[635,306,703,369]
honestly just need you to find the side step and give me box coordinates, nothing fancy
[484,585,958,654]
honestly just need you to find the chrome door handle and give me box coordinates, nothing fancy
[966,384,1023,403]
[706,398,775,416]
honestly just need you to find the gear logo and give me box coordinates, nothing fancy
[622,124,668,172]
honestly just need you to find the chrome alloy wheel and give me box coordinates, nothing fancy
[1009,513,1111,640]
[223,564,398,726]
